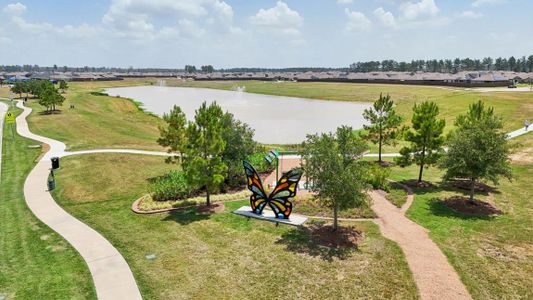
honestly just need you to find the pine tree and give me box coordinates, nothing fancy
[396,101,445,183]
[363,93,403,163]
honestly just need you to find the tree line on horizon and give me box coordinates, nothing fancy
[2,54,533,74]
[350,55,533,73]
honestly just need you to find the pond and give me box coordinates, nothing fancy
[105,86,371,144]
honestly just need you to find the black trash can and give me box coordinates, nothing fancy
[51,157,60,169]
[48,178,55,191]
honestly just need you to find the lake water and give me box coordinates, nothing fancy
[105,86,371,144]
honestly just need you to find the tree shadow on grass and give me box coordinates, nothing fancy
[161,206,211,225]
[399,179,500,197]
[428,197,496,221]
[275,226,358,262]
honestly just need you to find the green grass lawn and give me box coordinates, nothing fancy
[52,153,418,299]
[25,79,164,151]
[0,103,96,299]
[386,134,533,299]
[385,182,408,208]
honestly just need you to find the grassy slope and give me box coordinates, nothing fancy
[25,79,164,151]
[52,153,418,299]
[386,133,533,299]
[0,103,95,299]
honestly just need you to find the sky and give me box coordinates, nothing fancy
[0,0,532,68]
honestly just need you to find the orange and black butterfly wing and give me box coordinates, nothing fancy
[268,168,303,219]
[243,161,268,215]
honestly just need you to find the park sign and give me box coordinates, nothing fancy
[5,112,15,124]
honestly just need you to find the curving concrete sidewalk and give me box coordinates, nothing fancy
[15,101,142,300]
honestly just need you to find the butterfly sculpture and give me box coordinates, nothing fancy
[243,160,303,219]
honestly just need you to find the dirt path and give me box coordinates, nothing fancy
[370,190,471,300]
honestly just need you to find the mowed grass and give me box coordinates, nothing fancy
[52,153,418,299]
[0,103,96,299]
[385,134,533,299]
[25,79,165,151]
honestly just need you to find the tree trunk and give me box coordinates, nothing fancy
[418,147,426,183]
[469,178,476,204]
[378,134,382,163]
[333,202,339,231]
[206,189,211,207]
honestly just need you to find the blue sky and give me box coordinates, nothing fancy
[0,0,531,68]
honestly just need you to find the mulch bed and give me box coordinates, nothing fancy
[449,180,496,193]
[444,196,502,216]
[308,224,364,249]
[403,179,434,189]
[197,203,225,215]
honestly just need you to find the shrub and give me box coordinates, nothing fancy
[366,163,391,191]
[247,152,275,173]
[149,171,192,201]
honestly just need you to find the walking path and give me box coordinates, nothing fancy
[15,101,142,300]
[370,189,471,300]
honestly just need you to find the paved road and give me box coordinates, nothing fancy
[15,101,142,300]
[0,102,7,182]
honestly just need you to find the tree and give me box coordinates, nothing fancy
[38,86,64,112]
[11,81,25,97]
[528,55,533,72]
[440,101,512,203]
[220,112,257,187]
[185,102,227,206]
[184,65,197,73]
[59,80,68,93]
[302,126,369,231]
[363,93,403,163]
[201,65,214,73]
[396,101,445,183]
[157,105,188,164]
[508,56,516,72]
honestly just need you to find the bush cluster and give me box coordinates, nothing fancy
[149,171,192,201]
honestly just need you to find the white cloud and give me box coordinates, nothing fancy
[336,0,353,4]
[249,1,304,44]
[373,7,397,29]
[344,8,371,32]
[3,2,26,15]
[472,0,505,7]
[457,10,483,19]
[250,1,303,29]
[400,0,439,20]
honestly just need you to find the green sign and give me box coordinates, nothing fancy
[5,112,15,124]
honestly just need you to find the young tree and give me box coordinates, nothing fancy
[302,126,369,231]
[440,101,512,203]
[396,101,445,183]
[11,81,25,97]
[185,102,227,206]
[39,86,64,112]
[157,105,188,163]
[59,80,68,93]
[362,93,403,163]
[220,112,257,187]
